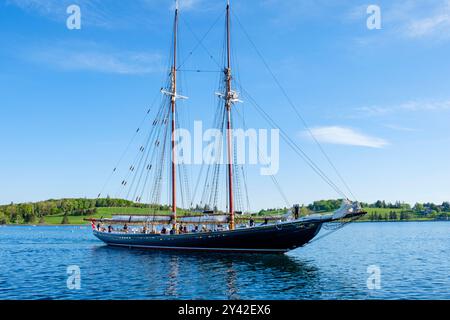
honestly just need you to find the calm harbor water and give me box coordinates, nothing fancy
[0,222,449,300]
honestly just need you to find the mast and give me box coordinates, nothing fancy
[171,1,178,230]
[161,0,187,231]
[225,0,235,230]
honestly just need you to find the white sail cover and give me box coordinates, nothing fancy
[110,214,229,223]
[111,215,172,222]
[178,215,229,223]
[332,200,361,220]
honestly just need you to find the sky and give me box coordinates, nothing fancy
[0,0,449,210]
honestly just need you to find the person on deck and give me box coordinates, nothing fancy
[108,225,113,233]
[123,223,128,233]
[161,227,167,234]
[294,204,300,220]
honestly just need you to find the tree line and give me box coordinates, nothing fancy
[0,198,166,224]
[1,198,449,224]
[257,199,450,221]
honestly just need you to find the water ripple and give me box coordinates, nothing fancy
[0,222,449,299]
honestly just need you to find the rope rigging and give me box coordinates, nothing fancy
[308,215,364,244]
[97,94,159,199]
[177,10,224,71]
[232,9,356,202]
[239,84,348,199]
[97,4,360,223]
[182,7,352,210]
[86,2,370,256]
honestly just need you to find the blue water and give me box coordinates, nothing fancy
[0,222,449,300]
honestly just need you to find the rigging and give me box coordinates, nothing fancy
[232,9,357,201]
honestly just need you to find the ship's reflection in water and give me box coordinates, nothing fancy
[164,255,180,297]
[92,246,321,299]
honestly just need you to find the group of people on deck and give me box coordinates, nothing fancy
[96,223,125,233]
[160,224,209,235]
[96,218,269,235]
[96,222,214,234]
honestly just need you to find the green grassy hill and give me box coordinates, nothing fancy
[42,206,194,225]
[1,198,448,225]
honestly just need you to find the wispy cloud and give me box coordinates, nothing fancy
[7,0,212,28]
[6,0,200,29]
[354,100,450,118]
[301,126,389,148]
[170,0,203,11]
[345,0,450,45]
[383,124,419,132]
[261,0,348,28]
[24,42,163,74]
[402,0,450,38]
[6,0,112,27]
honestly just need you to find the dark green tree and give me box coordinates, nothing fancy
[61,214,70,224]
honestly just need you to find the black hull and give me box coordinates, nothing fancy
[93,220,323,253]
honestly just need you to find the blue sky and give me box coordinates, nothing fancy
[0,0,449,210]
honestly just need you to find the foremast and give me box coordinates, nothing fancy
[166,1,188,232]
[167,0,239,232]
[170,1,179,231]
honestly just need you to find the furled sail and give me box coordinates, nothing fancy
[332,200,362,220]
[178,215,229,224]
[111,215,172,223]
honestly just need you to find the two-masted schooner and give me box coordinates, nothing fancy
[89,0,366,253]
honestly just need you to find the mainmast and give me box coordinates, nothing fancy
[171,1,179,230]
[225,0,235,230]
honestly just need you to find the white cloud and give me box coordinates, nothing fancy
[6,0,111,27]
[383,124,418,132]
[25,42,163,74]
[354,100,450,118]
[403,1,450,38]
[7,0,211,26]
[6,0,188,29]
[6,0,60,13]
[262,0,348,28]
[400,100,450,111]
[172,0,202,10]
[345,0,450,44]
[302,126,389,148]
[406,14,450,37]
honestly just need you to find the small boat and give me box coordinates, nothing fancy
[89,0,366,253]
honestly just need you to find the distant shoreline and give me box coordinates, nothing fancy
[2,219,448,227]
[2,199,449,226]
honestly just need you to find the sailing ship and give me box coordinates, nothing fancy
[89,0,366,253]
